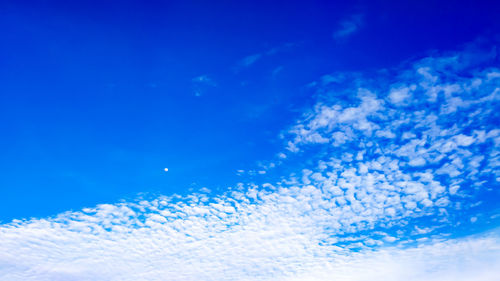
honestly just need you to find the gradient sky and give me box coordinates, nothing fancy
[1,1,500,280]
[1,0,498,221]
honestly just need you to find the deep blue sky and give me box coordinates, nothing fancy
[1,0,499,222]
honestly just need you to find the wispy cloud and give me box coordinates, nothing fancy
[191,75,217,97]
[271,65,284,78]
[236,42,296,69]
[240,53,262,67]
[333,14,363,40]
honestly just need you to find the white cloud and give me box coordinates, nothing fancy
[284,47,499,209]
[0,198,498,281]
[388,84,416,105]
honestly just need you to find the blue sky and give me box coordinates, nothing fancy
[1,1,500,280]
[1,0,498,221]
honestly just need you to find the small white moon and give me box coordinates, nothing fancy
[164,168,169,172]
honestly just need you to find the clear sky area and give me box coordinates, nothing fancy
[0,0,499,280]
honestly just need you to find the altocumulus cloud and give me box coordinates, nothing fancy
[1,43,499,280]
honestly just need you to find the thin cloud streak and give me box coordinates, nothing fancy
[333,14,363,40]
